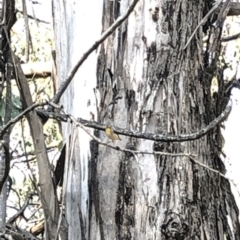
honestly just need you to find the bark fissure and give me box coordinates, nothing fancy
[51,0,240,239]
[95,0,240,239]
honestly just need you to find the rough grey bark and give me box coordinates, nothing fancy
[53,0,240,239]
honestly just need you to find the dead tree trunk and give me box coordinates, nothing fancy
[53,0,240,239]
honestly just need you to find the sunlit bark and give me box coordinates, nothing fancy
[53,0,240,239]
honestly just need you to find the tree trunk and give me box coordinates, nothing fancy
[53,0,240,239]
[53,0,103,239]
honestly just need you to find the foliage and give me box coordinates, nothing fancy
[0,94,22,126]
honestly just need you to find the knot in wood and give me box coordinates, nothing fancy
[161,212,189,239]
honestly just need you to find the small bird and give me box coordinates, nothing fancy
[105,124,121,142]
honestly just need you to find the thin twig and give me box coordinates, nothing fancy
[221,32,240,42]
[7,193,33,224]
[61,108,195,157]
[22,0,32,62]
[51,0,139,104]
[37,99,232,143]
[16,9,50,24]
[11,146,57,160]
[183,0,223,50]
[61,106,237,192]
[190,156,240,198]
[79,100,232,142]
[57,104,240,199]
[190,156,226,178]
[0,102,48,138]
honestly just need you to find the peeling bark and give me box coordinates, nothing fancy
[53,0,240,239]
[94,0,240,239]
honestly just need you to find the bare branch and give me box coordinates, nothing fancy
[78,100,232,142]
[1,225,40,240]
[16,9,50,24]
[184,0,239,49]
[21,0,32,62]
[203,31,240,43]
[0,102,48,139]
[221,32,240,42]
[60,107,236,191]
[7,193,33,224]
[37,99,232,143]
[228,2,240,16]
[14,56,59,239]
[51,0,139,104]
[190,156,240,198]
[183,0,223,50]
[189,157,226,178]
[62,109,195,157]
[11,146,57,161]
